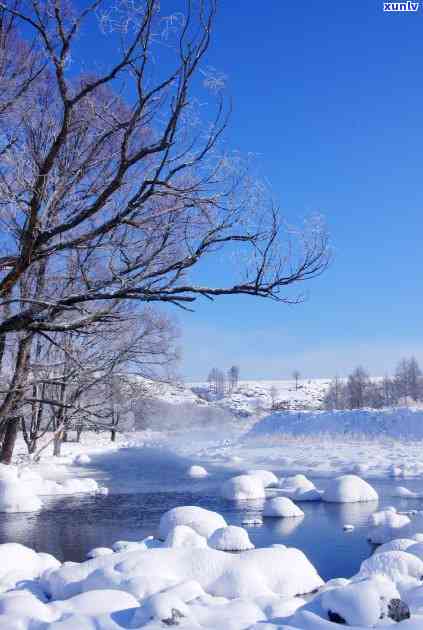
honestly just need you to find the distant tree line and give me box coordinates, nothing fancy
[324,357,423,410]
[207,366,240,396]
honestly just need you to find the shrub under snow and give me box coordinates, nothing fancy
[208,526,254,551]
[159,506,227,539]
[221,474,265,501]
[263,496,304,518]
[322,475,378,504]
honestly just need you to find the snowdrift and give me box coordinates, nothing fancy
[247,407,423,441]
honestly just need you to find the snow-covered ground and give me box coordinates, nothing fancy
[4,400,423,627]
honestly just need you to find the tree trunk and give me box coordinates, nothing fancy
[0,335,32,463]
[53,431,63,457]
[0,417,20,464]
[110,429,116,442]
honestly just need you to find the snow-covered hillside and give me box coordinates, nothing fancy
[189,378,331,416]
[247,407,423,441]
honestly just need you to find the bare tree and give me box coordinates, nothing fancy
[0,0,329,461]
[228,365,239,391]
[292,370,301,391]
[270,384,278,409]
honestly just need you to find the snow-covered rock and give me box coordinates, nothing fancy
[221,474,265,501]
[186,465,208,478]
[159,506,227,539]
[163,525,207,549]
[245,469,278,487]
[208,526,254,551]
[368,508,411,544]
[322,475,378,503]
[322,578,387,626]
[263,496,304,518]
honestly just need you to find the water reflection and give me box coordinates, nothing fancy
[264,515,305,536]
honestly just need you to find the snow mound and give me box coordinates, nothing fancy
[86,547,114,559]
[74,454,91,465]
[159,506,227,539]
[221,474,265,501]
[163,525,207,549]
[44,545,323,601]
[0,479,42,513]
[280,474,315,493]
[0,543,60,595]
[278,474,322,502]
[208,526,254,551]
[392,486,420,498]
[186,465,208,478]
[404,541,423,562]
[263,496,304,518]
[245,469,278,487]
[322,475,378,504]
[374,539,416,555]
[358,550,423,582]
[322,578,390,626]
[368,508,411,544]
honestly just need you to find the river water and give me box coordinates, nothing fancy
[1,459,423,582]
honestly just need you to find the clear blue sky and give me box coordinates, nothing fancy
[79,1,423,380]
[174,1,423,380]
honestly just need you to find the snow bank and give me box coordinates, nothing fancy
[263,497,304,518]
[247,407,423,441]
[221,474,265,500]
[322,475,378,503]
[0,478,42,513]
[159,506,227,539]
[0,462,105,513]
[208,526,254,551]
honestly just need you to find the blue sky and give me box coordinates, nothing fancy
[172,1,423,380]
[76,1,423,380]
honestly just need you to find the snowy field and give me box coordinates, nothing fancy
[3,402,423,627]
